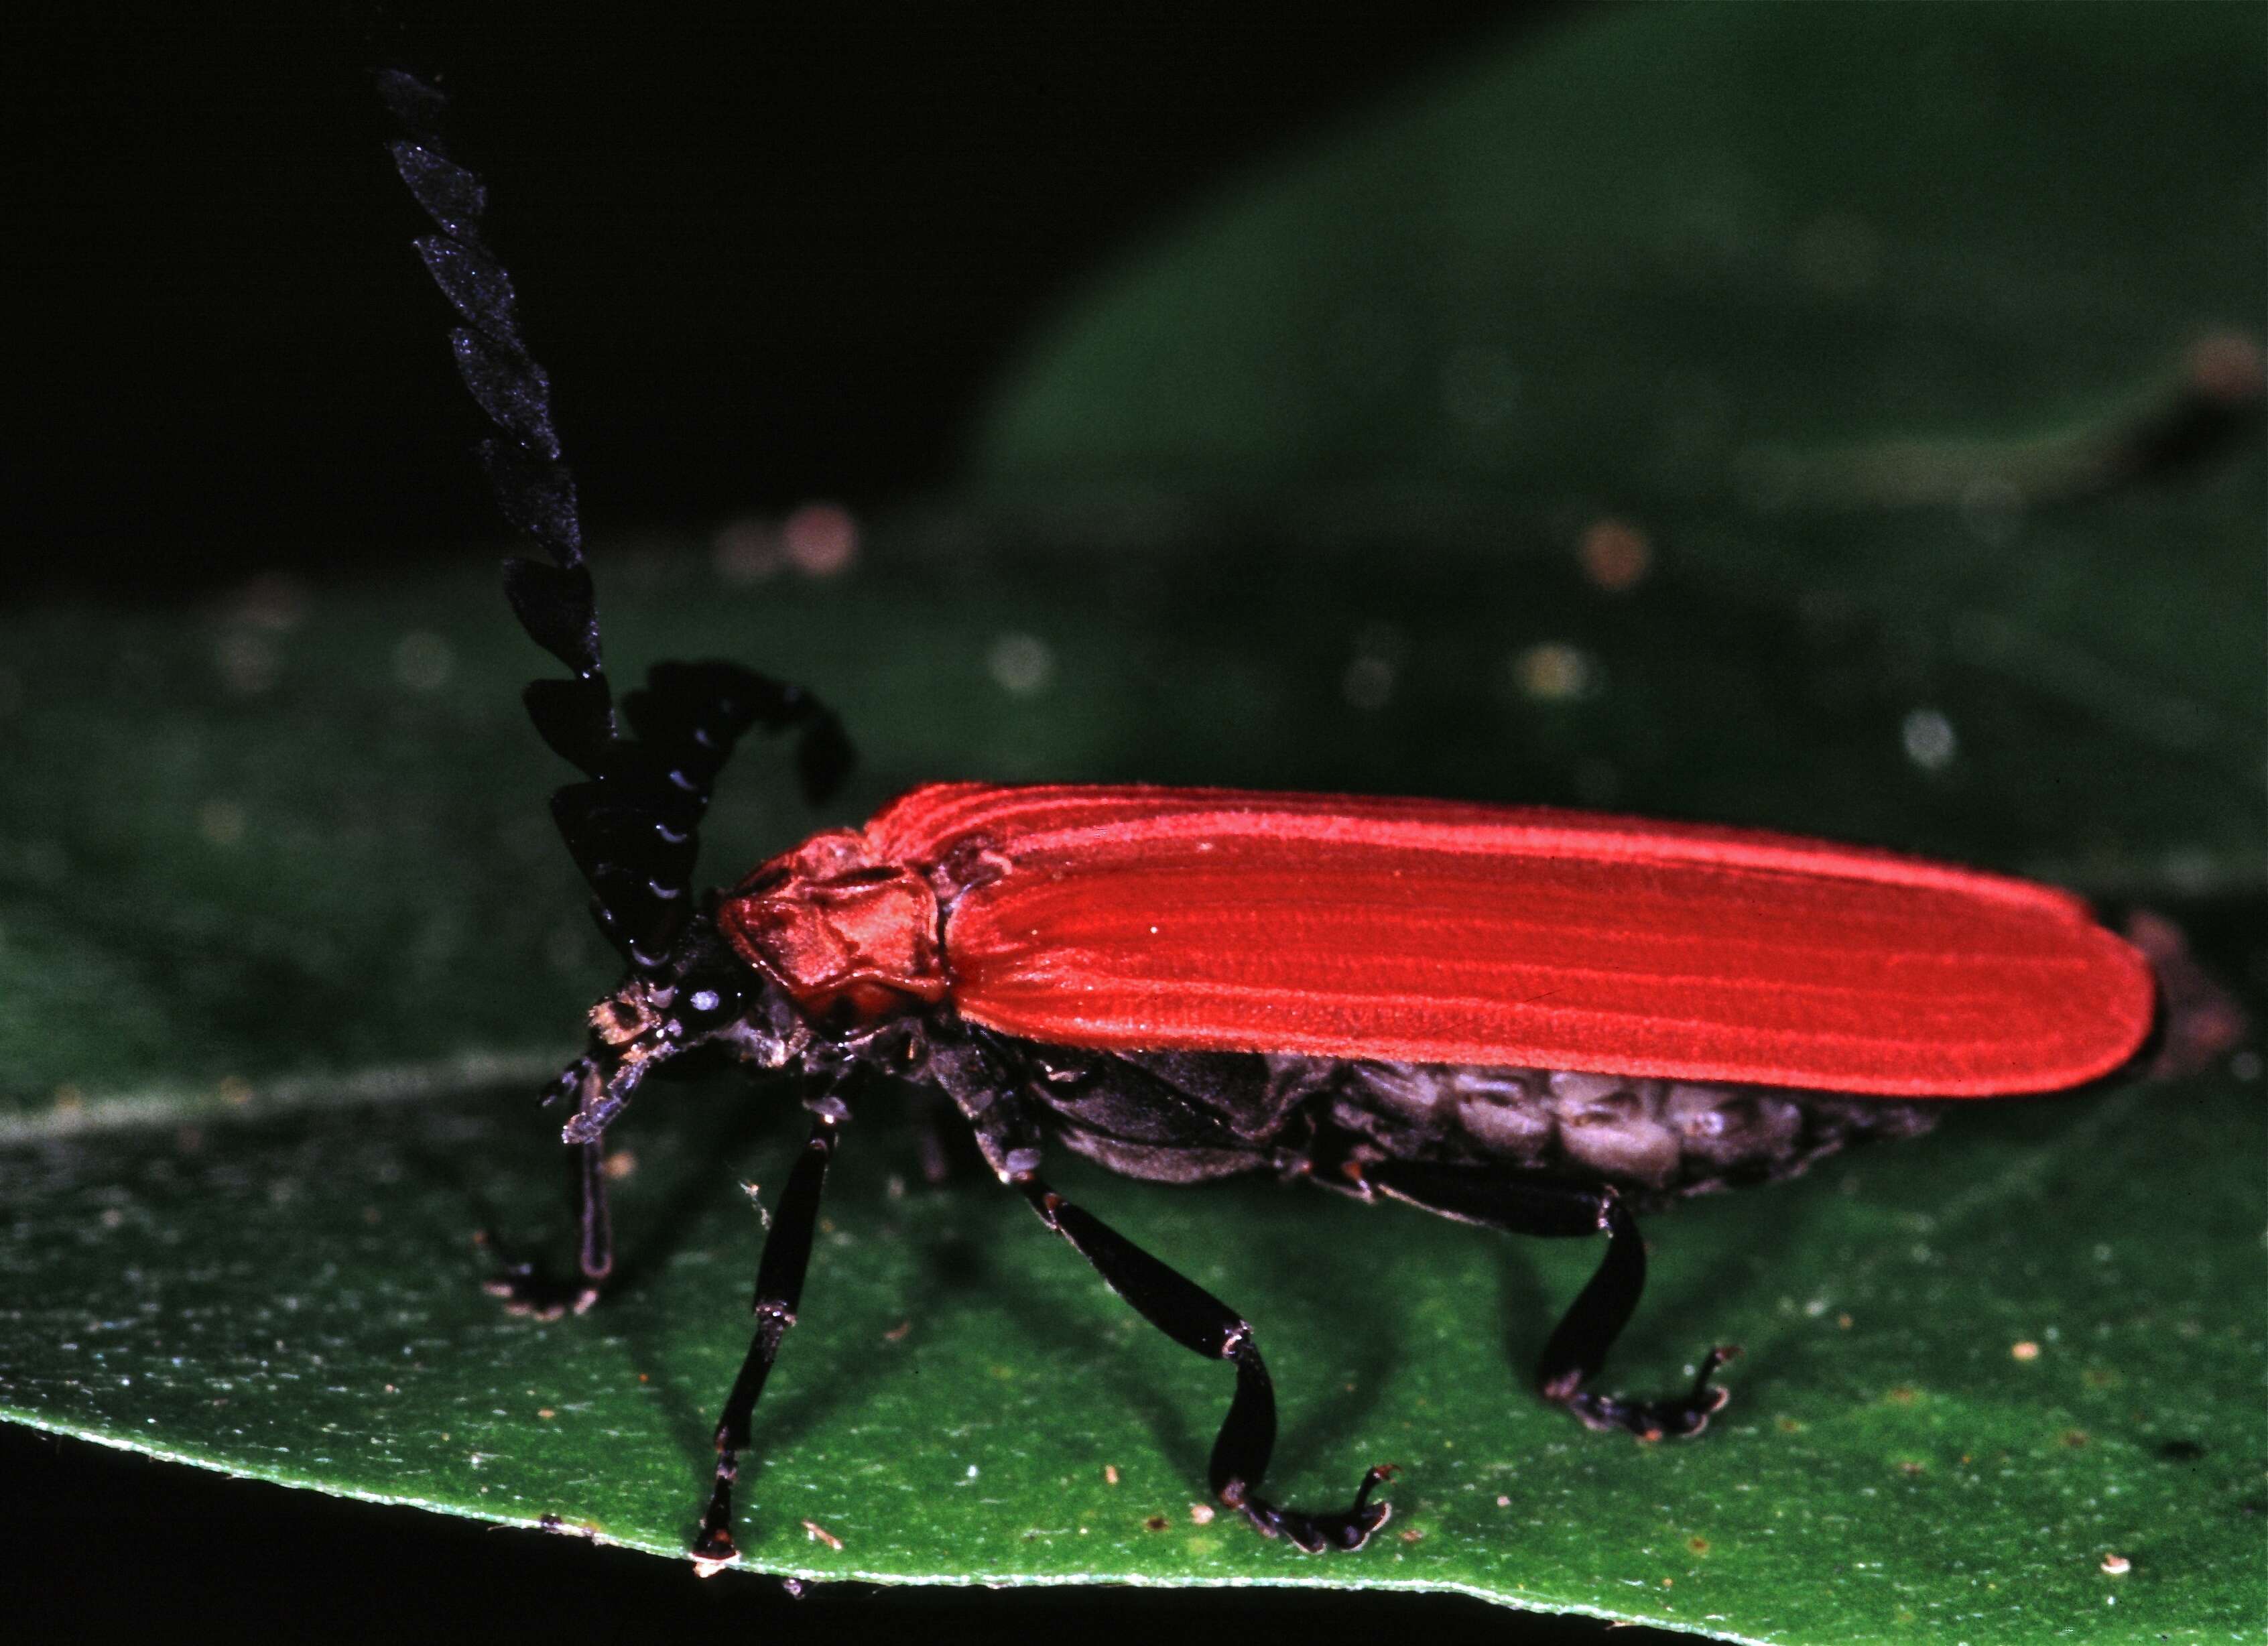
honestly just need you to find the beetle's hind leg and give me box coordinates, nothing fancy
[1361,1161,1735,1440]
[1537,1193,1735,1439]
[1013,1168,1394,1552]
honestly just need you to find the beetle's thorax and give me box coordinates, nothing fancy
[717,828,949,1024]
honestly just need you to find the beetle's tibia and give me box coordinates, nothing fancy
[1359,1159,1738,1441]
[1014,1165,1395,1552]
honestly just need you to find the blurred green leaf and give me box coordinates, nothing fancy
[981,7,2261,499]
[3,4,2263,1643]
[976,1,2265,826]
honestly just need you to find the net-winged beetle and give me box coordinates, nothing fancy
[379,70,2208,1569]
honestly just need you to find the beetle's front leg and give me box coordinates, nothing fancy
[1012,1167,1394,1552]
[691,1110,841,1570]
[485,1059,615,1319]
[1359,1160,1735,1440]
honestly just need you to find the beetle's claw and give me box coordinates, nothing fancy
[689,1527,738,1577]
[1228,1462,1396,1552]
[1560,1345,1739,1440]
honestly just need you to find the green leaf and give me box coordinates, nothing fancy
[5,4,2264,1643]
[3,526,2262,1639]
[3,1052,2263,1635]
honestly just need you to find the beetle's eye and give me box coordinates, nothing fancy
[674,977,743,1033]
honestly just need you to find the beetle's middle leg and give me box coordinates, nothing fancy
[1355,1159,1735,1440]
[1012,1167,1395,1552]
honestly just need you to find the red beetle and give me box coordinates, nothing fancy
[383,74,2179,1566]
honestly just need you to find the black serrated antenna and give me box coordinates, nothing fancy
[379,70,854,974]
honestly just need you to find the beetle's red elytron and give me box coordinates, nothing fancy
[381,73,2182,1566]
[731,783,2150,1094]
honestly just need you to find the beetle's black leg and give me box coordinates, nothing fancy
[691,1112,840,1570]
[574,1135,615,1283]
[483,1055,617,1318]
[1013,1169,1393,1552]
[1360,1161,1735,1441]
[483,1139,615,1319]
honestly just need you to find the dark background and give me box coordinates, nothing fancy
[10,3,1568,600]
[4,6,1699,1642]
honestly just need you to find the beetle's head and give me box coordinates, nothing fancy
[550,913,814,1146]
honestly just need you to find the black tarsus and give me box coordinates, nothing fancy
[1361,1159,1736,1440]
[1013,1169,1395,1552]
[378,69,855,975]
[693,1113,842,1567]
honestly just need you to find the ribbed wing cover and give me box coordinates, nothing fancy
[867,783,2155,1098]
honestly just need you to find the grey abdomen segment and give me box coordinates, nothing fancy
[984,1037,1939,1204]
[1299,1057,1940,1203]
